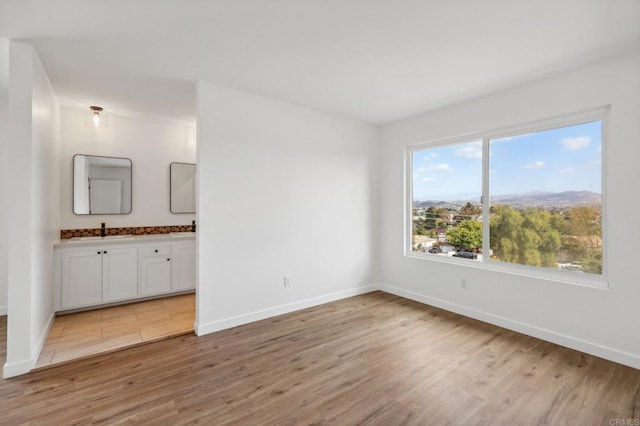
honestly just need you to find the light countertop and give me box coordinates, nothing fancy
[54,232,196,248]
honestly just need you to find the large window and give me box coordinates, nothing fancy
[408,109,605,282]
[411,141,483,259]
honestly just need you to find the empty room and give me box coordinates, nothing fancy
[1,1,639,424]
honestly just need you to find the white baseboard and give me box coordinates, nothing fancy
[3,310,55,379]
[195,285,377,336]
[0,305,6,316]
[2,358,36,379]
[379,284,640,370]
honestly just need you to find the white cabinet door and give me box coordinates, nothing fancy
[61,249,103,309]
[102,247,138,302]
[139,257,172,296]
[171,241,196,291]
[139,255,172,296]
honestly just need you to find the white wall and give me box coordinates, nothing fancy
[0,38,7,98]
[0,101,7,316]
[4,41,60,378]
[378,51,640,369]
[0,38,9,316]
[196,82,378,334]
[59,106,196,229]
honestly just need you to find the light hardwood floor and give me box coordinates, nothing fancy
[1,291,639,424]
[35,293,195,369]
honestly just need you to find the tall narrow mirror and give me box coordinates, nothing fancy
[170,162,196,214]
[73,154,132,214]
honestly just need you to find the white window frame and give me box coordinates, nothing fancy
[405,106,610,289]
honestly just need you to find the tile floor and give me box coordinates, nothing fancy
[35,293,195,369]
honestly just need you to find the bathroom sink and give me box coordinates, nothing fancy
[170,232,196,237]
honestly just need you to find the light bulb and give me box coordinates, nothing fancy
[92,111,101,127]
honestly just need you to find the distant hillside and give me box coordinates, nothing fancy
[415,191,601,209]
[414,200,460,209]
[492,191,601,208]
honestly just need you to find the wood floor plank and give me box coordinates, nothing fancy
[135,309,173,322]
[1,292,639,424]
[99,303,138,320]
[34,294,195,369]
[100,317,176,339]
[50,331,143,365]
[132,299,166,313]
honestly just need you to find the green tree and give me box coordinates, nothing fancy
[447,220,482,250]
[454,202,481,223]
[424,206,439,229]
[413,209,433,236]
[562,206,602,274]
[490,205,523,263]
[521,208,562,267]
[490,205,561,268]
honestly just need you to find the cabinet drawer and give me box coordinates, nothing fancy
[139,244,171,257]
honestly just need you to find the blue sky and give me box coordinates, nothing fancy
[412,121,602,201]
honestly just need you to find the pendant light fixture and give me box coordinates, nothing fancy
[90,105,103,127]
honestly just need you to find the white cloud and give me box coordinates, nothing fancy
[423,152,438,160]
[431,163,452,171]
[417,163,453,173]
[454,141,482,159]
[421,177,436,182]
[522,161,545,169]
[427,163,453,172]
[560,136,591,151]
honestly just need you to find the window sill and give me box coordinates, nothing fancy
[404,252,609,290]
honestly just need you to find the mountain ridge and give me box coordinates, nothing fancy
[414,190,601,209]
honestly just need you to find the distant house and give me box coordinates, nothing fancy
[412,235,436,252]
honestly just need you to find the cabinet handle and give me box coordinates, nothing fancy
[155,249,158,253]
[103,250,108,254]
[97,251,101,254]
[167,258,170,261]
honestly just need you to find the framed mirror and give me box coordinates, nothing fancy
[73,154,132,214]
[170,162,196,214]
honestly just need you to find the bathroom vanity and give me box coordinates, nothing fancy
[53,233,196,311]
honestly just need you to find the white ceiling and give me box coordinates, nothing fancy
[1,0,639,124]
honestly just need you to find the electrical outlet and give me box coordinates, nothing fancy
[460,278,468,289]
[284,276,291,287]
